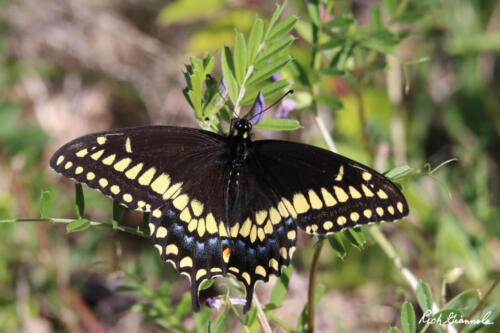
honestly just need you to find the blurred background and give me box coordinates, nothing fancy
[0,0,499,332]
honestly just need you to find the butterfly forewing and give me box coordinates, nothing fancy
[50,126,226,214]
[251,140,409,235]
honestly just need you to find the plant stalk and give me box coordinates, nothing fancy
[307,238,324,333]
[253,294,273,333]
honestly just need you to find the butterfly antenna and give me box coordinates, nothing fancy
[249,89,294,122]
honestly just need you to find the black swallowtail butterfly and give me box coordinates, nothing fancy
[50,117,409,313]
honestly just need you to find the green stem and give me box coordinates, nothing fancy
[457,276,500,333]
[268,312,294,332]
[307,238,324,333]
[234,42,265,116]
[1,218,147,238]
[353,63,374,166]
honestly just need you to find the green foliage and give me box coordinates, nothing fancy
[158,0,225,25]
[266,265,292,310]
[182,1,297,133]
[400,301,416,333]
[416,282,434,313]
[39,189,52,219]
[296,283,325,331]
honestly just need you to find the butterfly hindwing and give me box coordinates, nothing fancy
[252,140,409,235]
[149,202,230,311]
[224,163,298,311]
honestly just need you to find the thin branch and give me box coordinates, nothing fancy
[307,238,324,333]
[0,218,148,238]
[253,294,273,333]
[457,276,500,333]
[353,63,374,166]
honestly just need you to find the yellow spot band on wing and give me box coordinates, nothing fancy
[125,137,132,153]
[138,167,156,186]
[321,188,337,206]
[125,163,143,179]
[240,218,251,237]
[151,173,171,194]
[91,149,104,160]
[293,193,310,214]
[75,149,88,158]
[102,154,116,165]
[114,158,131,172]
[335,165,344,181]
[308,189,323,209]
[180,257,193,268]
[166,244,178,255]
[334,186,349,202]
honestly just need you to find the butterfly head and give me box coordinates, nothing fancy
[230,118,252,140]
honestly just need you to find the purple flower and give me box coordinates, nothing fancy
[249,92,266,125]
[205,296,247,310]
[218,78,228,99]
[275,98,297,118]
[230,297,247,306]
[271,72,282,81]
[206,297,224,310]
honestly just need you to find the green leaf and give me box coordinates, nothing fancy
[194,308,212,333]
[318,38,345,51]
[443,289,476,310]
[384,165,412,181]
[323,17,355,29]
[234,31,247,85]
[315,94,343,110]
[158,0,224,25]
[297,283,326,329]
[327,234,346,260]
[388,327,400,333]
[66,218,90,233]
[395,12,425,23]
[75,183,84,218]
[383,0,397,16]
[199,278,215,291]
[361,31,400,53]
[343,227,366,249]
[253,118,300,131]
[318,68,345,76]
[416,282,433,313]
[39,189,52,219]
[113,200,124,225]
[266,265,292,309]
[247,55,292,86]
[264,2,287,39]
[371,5,382,31]
[212,308,229,333]
[268,16,297,41]
[466,304,499,332]
[174,293,192,319]
[142,212,150,234]
[221,46,238,103]
[241,80,291,105]
[401,301,416,333]
[431,309,463,324]
[256,35,295,64]
[243,307,258,327]
[307,0,321,27]
[248,18,264,64]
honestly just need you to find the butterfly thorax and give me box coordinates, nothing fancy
[227,118,253,169]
